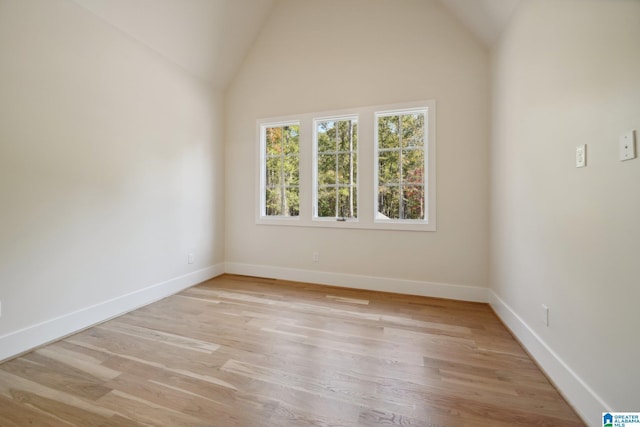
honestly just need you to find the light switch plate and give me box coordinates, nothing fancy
[541,304,549,327]
[576,144,586,168]
[620,130,637,161]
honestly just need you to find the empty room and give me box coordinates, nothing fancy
[0,0,638,426]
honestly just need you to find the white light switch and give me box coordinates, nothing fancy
[576,145,586,168]
[541,304,549,327]
[620,130,637,161]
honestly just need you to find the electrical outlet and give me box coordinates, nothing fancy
[312,252,319,263]
[541,304,549,327]
[620,130,637,161]
[188,253,194,264]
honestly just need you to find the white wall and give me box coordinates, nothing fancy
[491,0,640,424]
[225,0,491,297]
[0,0,225,359]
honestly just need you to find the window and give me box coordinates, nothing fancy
[314,117,358,220]
[257,100,435,230]
[260,122,300,217]
[376,109,427,222]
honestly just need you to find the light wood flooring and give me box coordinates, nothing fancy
[0,274,585,426]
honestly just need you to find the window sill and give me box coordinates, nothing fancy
[256,216,436,232]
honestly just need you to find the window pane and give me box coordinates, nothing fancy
[265,187,283,216]
[378,151,400,184]
[284,125,300,155]
[338,153,356,185]
[318,154,336,185]
[337,186,357,218]
[265,186,300,217]
[376,110,427,222]
[352,187,358,218]
[315,117,358,219]
[266,155,299,186]
[337,120,357,152]
[378,185,400,219]
[402,149,424,184]
[285,155,299,185]
[265,156,283,186]
[265,127,280,155]
[401,113,424,148]
[352,121,358,151]
[317,187,336,218]
[378,115,400,149]
[403,185,425,220]
[263,123,300,217]
[285,186,300,216]
[317,121,335,152]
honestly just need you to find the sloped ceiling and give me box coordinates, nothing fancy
[72,0,275,89]
[71,0,519,90]
[438,0,522,46]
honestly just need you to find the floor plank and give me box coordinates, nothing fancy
[0,274,585,426]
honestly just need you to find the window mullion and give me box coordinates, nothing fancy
[280,130,286,215]
[349,120,354,218]
[335,131,339,218]
[399,117,404,220]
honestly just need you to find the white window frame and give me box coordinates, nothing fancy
[374,106,433,228]
[313,114,359,223]
[256,100,436,231]
[258,120,301,221]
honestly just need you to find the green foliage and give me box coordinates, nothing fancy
[263,112,426,220]
[378,113,425,220]
[316,119,357,218]
[265,125,300,216]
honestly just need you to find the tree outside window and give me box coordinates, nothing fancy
[377,111,426,220]
[263,123,300,217]
[315,118,358,219]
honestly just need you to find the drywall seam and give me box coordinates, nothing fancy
[0,263,225,363]
[489,291,609,427]
[224,262,488,302]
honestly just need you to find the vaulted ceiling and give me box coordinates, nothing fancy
[72,0,275,89]
[71,0,521,89]
[438,0,521,46]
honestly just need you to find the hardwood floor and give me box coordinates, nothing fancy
[0,275,585,426]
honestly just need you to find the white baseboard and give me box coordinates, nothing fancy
[224,262,488,302]
[489,291,609,427]
[0,263,224,363]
